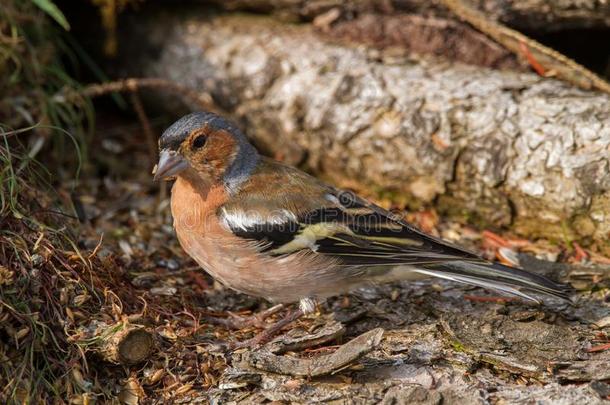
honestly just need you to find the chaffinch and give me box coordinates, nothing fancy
[154,112,570,337]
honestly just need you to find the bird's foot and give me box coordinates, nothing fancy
[230,308,305,349]
[206,304,286,330]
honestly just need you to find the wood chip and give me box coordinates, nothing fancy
[265,321,345,354]
[242,328,384,377]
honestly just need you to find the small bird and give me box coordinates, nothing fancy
[154,112,571,342]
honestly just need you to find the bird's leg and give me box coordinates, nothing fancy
[231,298,318,349]
[206,303,285,330]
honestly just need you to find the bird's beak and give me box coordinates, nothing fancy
[153,149,189,181]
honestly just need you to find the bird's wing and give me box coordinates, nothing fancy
[219,158,484,267]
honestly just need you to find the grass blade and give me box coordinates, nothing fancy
[31,0,70,30]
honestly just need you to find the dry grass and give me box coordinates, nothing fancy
[0,1,125,401]
[0,2,229,400]
[0,125,234,402]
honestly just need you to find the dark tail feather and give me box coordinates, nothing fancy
[413,261,572,303]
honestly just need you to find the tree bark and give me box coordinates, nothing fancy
[116,11,610,252]
[201,0,610,31]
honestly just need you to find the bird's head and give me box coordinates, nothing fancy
[154,112,259,191]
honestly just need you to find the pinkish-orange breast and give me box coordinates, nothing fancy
[171,175,277,297]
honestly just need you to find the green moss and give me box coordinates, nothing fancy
[437,196,501,230]
[372,185,418,209]
[451,340,468,353]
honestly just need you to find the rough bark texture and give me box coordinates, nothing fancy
[241,328,383,376]
[117,12,610,251]
[324,13,524,71]
[202,0,610,31]
[470,0,610,31]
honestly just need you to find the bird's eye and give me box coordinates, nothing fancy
[192,135,207,149]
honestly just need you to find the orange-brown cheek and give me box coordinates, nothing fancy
[208,130,238,174]
[186,130,238,181]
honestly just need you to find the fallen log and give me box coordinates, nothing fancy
[116,11,610,253]
[77,320,155,365]
[201,0,610,31]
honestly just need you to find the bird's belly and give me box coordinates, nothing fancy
[175,225,357,302]
[175,226,269,298]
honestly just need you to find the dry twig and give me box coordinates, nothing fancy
[56,77,221,112]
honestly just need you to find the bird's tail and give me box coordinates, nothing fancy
[413,261,572,303]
